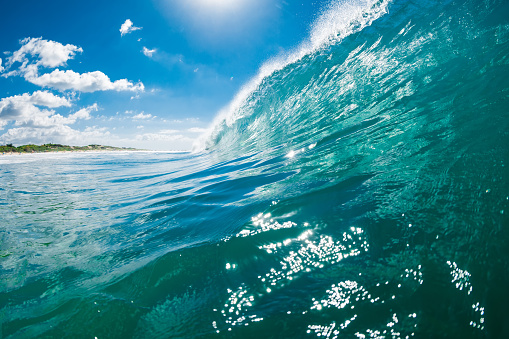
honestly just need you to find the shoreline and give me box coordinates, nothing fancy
[0,149,191,156]
[0,143,147,155]
[0,149,142,156]
[0,144,193,155]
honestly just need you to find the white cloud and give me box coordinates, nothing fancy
[0,91,71,127]
[132,112,153,119]
[68,104,96,121]
[2,37,144,93]
[135,131,185,142]
[4,38,82,77]
[159,129,179,134]
[187,127,208,133]
[0,125,110,146]
[0,91,97,131]
[27,69,144,93]
[81,126,110,138]
[142,47,157,58]
[0,91,72,111]
[131,129,198,151]
[22,104,96,128]
[120,19,142,36]
[0,58,3,72]
[0,94,101,146]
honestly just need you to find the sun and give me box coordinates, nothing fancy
[199,0,239,8]
[171,0,256,26]
[157,0,269,46]
[164,0,256,18]
[185,0,248,13]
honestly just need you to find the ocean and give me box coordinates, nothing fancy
[1,0,509,337]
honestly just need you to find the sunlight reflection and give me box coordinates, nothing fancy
[213,285,262,333]
[236,213,297,238]
[400,265,423,285]
[311,281,364,311]
[214,213,370,333]
[446,261,485,331]
[307,276,422,338]
[307,315,358,339]
[259,227,369,287]
[446,261,472,294]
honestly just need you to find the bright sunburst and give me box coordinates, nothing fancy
[183,0,249,13]
[198,0,240,8]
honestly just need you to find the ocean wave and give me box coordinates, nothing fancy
[193,0,391,152]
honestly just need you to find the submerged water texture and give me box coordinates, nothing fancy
[1,0,509,337]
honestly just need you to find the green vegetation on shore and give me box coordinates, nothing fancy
[0,143,140,154]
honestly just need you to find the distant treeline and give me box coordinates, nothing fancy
[0,143,138,153]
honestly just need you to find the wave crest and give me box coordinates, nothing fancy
[193,0,391,152]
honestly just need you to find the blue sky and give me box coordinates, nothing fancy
[0,0,328,150]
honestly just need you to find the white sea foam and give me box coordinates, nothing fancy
[193,0,390,151]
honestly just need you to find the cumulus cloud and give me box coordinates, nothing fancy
[142,47,157,57]
[67,104,96,121]
[0,91,96,130]
[28,69,144,92]
[120,19,142,36]
[132,112,154,119]
[135,130,185,142]
[160,129,179,134]
[134,113,154,120]
[0,91,71,128]
[187,127,208,133]
[2,37,144,93]
[4,37,82,77]
[0,58,3,72]
[0,91,72,111]
[0,125,109,146]
[0,90,101,145]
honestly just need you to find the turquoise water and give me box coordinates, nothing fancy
[1,0,509,337]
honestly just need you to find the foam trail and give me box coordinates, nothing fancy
[193,0,390,152]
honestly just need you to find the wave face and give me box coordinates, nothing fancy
[1,0,509,338]
[204,0,508,159]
